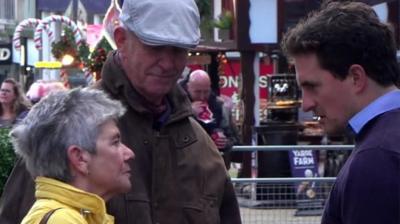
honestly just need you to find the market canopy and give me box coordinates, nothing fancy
[37,0,123,14]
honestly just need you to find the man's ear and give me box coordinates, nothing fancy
[348,64,368,94]
[114,27,127,49]
[67,146,91,176]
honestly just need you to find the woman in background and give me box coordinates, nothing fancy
[0,78,31,128]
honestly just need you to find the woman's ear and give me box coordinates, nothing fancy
[67,146,91,176]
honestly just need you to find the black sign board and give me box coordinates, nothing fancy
[0,43,12,65]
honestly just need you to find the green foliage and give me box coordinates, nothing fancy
[195,0,213,40]
[78,40,91,64]
[51,27,80,62]
[195,0,212,18]
[212,10,233,30]
[81,37,113,79]
[51,26,113,79]
[0,128,15,195]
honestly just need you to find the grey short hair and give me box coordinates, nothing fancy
[10,88,126,182]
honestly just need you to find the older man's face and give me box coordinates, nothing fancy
[118,30,188,104]
[187,78,211,102]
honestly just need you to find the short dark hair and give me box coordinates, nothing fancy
[281,1,400,86]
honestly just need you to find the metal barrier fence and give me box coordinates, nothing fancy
[230,145,354,224]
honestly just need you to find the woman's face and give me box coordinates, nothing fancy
[0,82,16,105]
[86,120,135,200]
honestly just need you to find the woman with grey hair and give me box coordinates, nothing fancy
[11,88,134,224]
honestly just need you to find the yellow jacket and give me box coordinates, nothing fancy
[21,177,114,224]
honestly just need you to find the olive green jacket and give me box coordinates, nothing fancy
[102,52,241,224]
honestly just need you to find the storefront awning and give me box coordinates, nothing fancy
[37,0,124,14]
[37,0,71,12]
[80,0,114,14]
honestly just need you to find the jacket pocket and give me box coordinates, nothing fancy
[123,194,152,224]
[182,202,203,224]
[202,196,220,224]
[182,197,220,224]
[170,117,198,150]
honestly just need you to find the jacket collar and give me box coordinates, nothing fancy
[35,177,112,222]
[100,51,193,124]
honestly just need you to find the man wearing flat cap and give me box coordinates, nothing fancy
[0,0,242,224]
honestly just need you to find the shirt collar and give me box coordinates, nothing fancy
[152,98,172,130]
[349,89,400,134]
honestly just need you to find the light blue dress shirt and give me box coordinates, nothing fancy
[349,90,400,134]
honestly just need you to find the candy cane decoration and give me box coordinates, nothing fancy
[34,15,82,50]
[13,18,42,50]
[60,69,70,89]
[85,70,95,86]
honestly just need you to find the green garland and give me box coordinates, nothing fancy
[51,27,81,63]
[79,37,113,80]
[51,27,113,80]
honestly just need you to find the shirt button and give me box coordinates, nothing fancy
[143,139,149,145]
